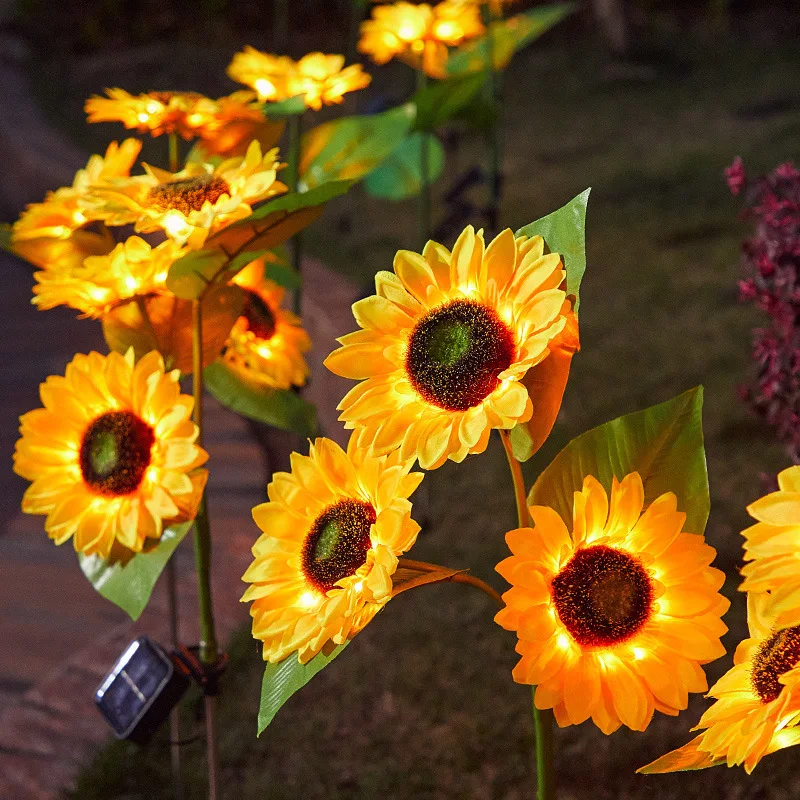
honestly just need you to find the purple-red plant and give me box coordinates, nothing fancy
[730,157,800,461]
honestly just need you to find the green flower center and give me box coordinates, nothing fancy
[751,626,800,704]
[551,545,653,648]
[147,175,231,215]
[79,410,155,497]
[242,290,277,341]
[405,299,515,412]
[301,499,376,593]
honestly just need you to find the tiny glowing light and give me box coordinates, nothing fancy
[633,647,647,661]
[434,21,456,38]
[145,466,159,484]
[254,78,276,100]
[162,210,190,239]
[398,24,417,41]
[556,632,572,651]
[137,113,150,123]
[124,275,139,292]
[298,590,320,609]
[145,101,161,114]
[52,225,72,239]
[155,270,168,284]
[89,286,110,302]
[72,210,86,225]
[187,113,204,126]
[354,580,364,593]
[256,343,273,358]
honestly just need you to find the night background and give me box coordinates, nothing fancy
[1,1,800,797]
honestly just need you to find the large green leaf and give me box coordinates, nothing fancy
[446,4,576,76]
[78,522,193,621]
[363,133,445,201]
[204,360,317,437]
[529,387,709,536]
[203,180,354,256]
[516,188,590,313]
[258,643,349,734]
[167,249,268,300]
[412,72,487,132]
[299,105,415,191]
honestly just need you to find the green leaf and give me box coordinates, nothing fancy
[78,522,193,620]
[516,188,590,313]
[198,180,353,261]
[529,387,709,536]
[299,105,415,191]
[411,72,487,131]
[446,4,577,76]
[258,642,349,734]
[390,564,467,597]
[204,360,317,437]
[263,95,307,119]
[363,133,445,201]
[166,248,277,300]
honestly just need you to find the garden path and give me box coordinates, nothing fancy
[0,251,358,799]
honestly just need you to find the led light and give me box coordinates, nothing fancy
[162,210,191,240]
[255,79,276,100]
[137,112,149,123]
[298,590,320,609]
[633,647,647,661]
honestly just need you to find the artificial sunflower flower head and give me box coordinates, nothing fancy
[223,259,311,389]
[12,139,141,268]
[640,592,800,774]
[495,472,730,734]
[242,436,423,664]
[13,349,208,560]
[82,140,286,247]
[227,47,371,111]
[32,236,183,319]
[359,0,484,78]
[84,89,265,141]
[324,226,570,470]
[740,465,800,630]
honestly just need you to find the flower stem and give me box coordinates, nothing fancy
[416,68,431,251]
[498,429,555,800]
[483,3,503,235]
[287,112,304,316]
[274,0,289,53]
[168,132,179,173]
[191,298,220,800]
[397,557,504,609]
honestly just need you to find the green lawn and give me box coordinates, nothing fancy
[57,22,800,800]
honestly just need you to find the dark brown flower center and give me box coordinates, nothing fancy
[242,290,277,341]
[79,410,155,497]
[405,299,515,411]
[751,626,800,704]
[301,499,376,593]
[147,175,231,215]
[551,545,653,648]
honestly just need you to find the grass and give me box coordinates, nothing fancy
[39,17,800,800]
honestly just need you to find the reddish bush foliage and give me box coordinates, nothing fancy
[730,157,800,461]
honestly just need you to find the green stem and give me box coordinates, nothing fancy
[498,430,555,800]
[483,3,503,235]
[168,132,179,173]
[287,113,304,316]
[274,0,289,53]
[416,68,431,251]
[191,298,220,800]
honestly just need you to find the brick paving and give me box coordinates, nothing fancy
[0,253,358,798]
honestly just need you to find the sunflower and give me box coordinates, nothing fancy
[324,226,570,470]
[32,236,183,319]
[223,259,311,389]
[82,140,285,247]
[227,48,371,110]
[12,139,141,268]
[84,89,265,141]
[639,592,800,774]
[359,0,484,78]
[242,436,423,664]
[13,350,208,559]
[494,472,729,733]
[739,466,800,631]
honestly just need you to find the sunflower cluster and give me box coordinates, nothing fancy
[12,77,316,562]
